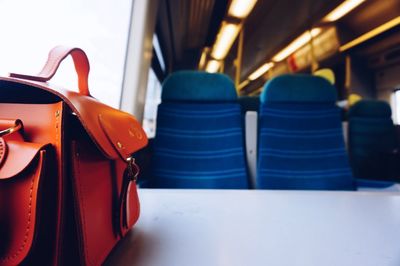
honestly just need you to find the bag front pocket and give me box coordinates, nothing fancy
[0,139,50,266]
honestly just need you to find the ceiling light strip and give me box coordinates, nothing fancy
[211,22,241,60]
[248,62,274,80]
[272,28,321,62]
[205,60,220,73]
[228,0,258,19]
[323,0,365,22]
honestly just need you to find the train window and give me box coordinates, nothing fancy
[153,34,166,72]
[391,90,400,125]
[0,0,132,108]
[143,68,162,138]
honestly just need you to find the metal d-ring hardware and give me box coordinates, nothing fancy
[118,156,140,233]
[126,157,140,182]
[0,120,23,137]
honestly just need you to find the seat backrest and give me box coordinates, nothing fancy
[347,100,398,179]
[257,74,354,190]
[150,71,249,189]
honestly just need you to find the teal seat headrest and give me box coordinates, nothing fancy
[161,71,237,102]
[348,100,392,118]
[260,74,337,103]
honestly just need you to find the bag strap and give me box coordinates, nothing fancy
[10,46,90,96]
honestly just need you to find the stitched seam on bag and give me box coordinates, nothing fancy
[0,139,5,165]
[74,153,92,265]
[93,167,122,265]
[0,175,35,261]
[54,107,63,265]
[40,52,62,78]
[93,163,125,265]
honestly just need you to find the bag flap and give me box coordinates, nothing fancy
[0,77,148,161]
[0,139,48,179]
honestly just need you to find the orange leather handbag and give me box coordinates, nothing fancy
[0,46,148,265]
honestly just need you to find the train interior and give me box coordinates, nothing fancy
[139,0,400,190]
[1,0,400,265]
[1,0,399,190]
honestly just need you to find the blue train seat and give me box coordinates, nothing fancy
[348,100,400,181]
[149,71,249,189]
[257,74,354,190]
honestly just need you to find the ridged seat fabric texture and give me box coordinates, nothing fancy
[150,71,248,188]
[257,74,354,190]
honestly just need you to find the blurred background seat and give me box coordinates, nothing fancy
[257,74,354,190]
[348,100,400,181]
[148,71,249,189]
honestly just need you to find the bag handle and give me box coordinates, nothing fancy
[10,46,91,96]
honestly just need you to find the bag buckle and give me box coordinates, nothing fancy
[0,120,22,137]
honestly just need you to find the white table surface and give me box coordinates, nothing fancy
[105,189,400,266]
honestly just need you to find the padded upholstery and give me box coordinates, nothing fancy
[257,74,354,190]
[260,74,337,103]
[162,71,237,101]
[150,71,248,189]
[348,100,399,180]
[348,100,392,117]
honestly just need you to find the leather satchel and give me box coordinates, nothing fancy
[0,46,148,265]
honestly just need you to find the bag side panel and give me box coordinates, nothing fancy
[71,136,122,266]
